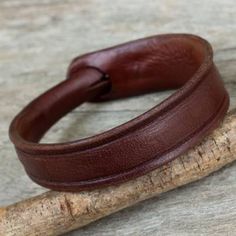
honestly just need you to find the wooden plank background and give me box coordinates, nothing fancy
[0,0,235,235]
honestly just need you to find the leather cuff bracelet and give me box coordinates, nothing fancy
[9,34,229,192]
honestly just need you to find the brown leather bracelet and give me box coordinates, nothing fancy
[9,34,229,192]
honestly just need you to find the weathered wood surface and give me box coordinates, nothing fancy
[0,0,235,235]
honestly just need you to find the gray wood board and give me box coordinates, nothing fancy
[0,0,235,235]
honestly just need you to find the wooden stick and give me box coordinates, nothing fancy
[0,110,235,236]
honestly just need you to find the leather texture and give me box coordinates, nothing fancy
[9,34,229,192]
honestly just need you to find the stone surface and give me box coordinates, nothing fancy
[0,0,235,235]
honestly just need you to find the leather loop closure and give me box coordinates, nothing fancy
[9,34,229,191]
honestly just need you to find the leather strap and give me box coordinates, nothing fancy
[9,34,229,192]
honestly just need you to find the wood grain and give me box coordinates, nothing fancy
[0,0,235,235]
